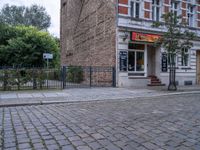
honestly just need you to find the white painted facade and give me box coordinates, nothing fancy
[116,0,200,87]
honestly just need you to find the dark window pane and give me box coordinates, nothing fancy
[130,2,134,17]
[175,3,178,9]
[135,3,140,18]
[152,6,155,20]
[156,0,159,5]
[136,52,144,71]
[128,51,135,71]
[156,7,160,21]
[129,43,145,50]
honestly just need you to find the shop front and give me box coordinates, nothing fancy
[118,31,162,87]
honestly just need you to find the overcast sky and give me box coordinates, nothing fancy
[0,0,60,37]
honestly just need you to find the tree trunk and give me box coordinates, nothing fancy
[168,62,177,91]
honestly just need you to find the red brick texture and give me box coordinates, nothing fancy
[144,1,151,19]
[163,0,170,13]
[61,0,117,67]
[118,0,128,15]
[119,0,128,5]
[118,6,128,15]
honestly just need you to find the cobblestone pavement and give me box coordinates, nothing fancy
[0,94,200,150]
[1,87,200,106]
[0,88,167,106]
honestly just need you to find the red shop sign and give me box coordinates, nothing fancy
[131,32,161,43]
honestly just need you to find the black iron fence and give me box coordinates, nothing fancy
[0,66,116,91]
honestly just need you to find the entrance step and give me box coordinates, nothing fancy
[148,76,165,86]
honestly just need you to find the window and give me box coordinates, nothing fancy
[128,44,145,72]
[187,4,195,27]
[181,48,189,66]
[171,1,179,17]
[167,53,177,66]
[152,0,160,21]
[130,0,141,18]
[136,52,144,71]
[128,52,135,71]
[128,51,144,72]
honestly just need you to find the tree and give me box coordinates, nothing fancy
[0,4,51,30]
[153,13,196,91]
[0,24,59,67]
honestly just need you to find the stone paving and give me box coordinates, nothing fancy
[0,88,166,106]
[1,87,200,106]
[0,93,200,150]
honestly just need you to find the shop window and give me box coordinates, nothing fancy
[136,52,144,71]
[181,48,189,66]
[128,51,144,72]
[152,0,160,21]
[128,51,135,71]
[130,0,141,18]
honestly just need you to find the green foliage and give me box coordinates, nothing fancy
[152,12,196,65]
[0,24,59,67]
[0,69,31,90]
[67,66,84,83]
[152,12,196,91]
[0,4,51,30]
[0,68,56,91]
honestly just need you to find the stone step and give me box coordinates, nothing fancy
[148,83,166,86]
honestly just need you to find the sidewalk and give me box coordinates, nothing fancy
[0,86,200,107]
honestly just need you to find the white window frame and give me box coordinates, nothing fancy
[152,0,161,21]
[171,1,180,17]
[130,0,141,19]
[187,3,195,27]
[128,50,145,72]
[179,48,190,67]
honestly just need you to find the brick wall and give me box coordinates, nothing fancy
[61,0,117,67]
[197,0,200,27]
[144,1,151,19]
[118,0,128,15]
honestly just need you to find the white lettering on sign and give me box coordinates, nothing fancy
[43,53,53,59]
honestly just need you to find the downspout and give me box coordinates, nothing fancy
[115,0,119,87]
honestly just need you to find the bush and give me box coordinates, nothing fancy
[67,66,83,83]
[0,69,31,90]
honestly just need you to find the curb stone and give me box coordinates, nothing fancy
[0,91,199,108]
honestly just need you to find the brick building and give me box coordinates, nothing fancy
[61,0,200,87]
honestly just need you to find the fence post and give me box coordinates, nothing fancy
[89,66,92,87]
[62,66,66,89]
[112,67,116,87]
[33,69,37,89]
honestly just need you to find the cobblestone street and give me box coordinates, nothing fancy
[0,94,200,150]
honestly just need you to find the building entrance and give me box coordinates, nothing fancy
[147,45,156,76]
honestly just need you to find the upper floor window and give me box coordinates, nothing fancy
[187,4,195,27]
[171,1,179,17]
[152,0,160,21]
[130,0,141,18]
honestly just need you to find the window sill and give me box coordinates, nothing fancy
[179,67,192,70]
[128,77,148,79]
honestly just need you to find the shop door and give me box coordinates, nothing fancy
[147,45,156,76]
[197,51,200,84]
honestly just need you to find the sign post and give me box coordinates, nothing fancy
[162,53,168,72]
[43,53,53,88]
